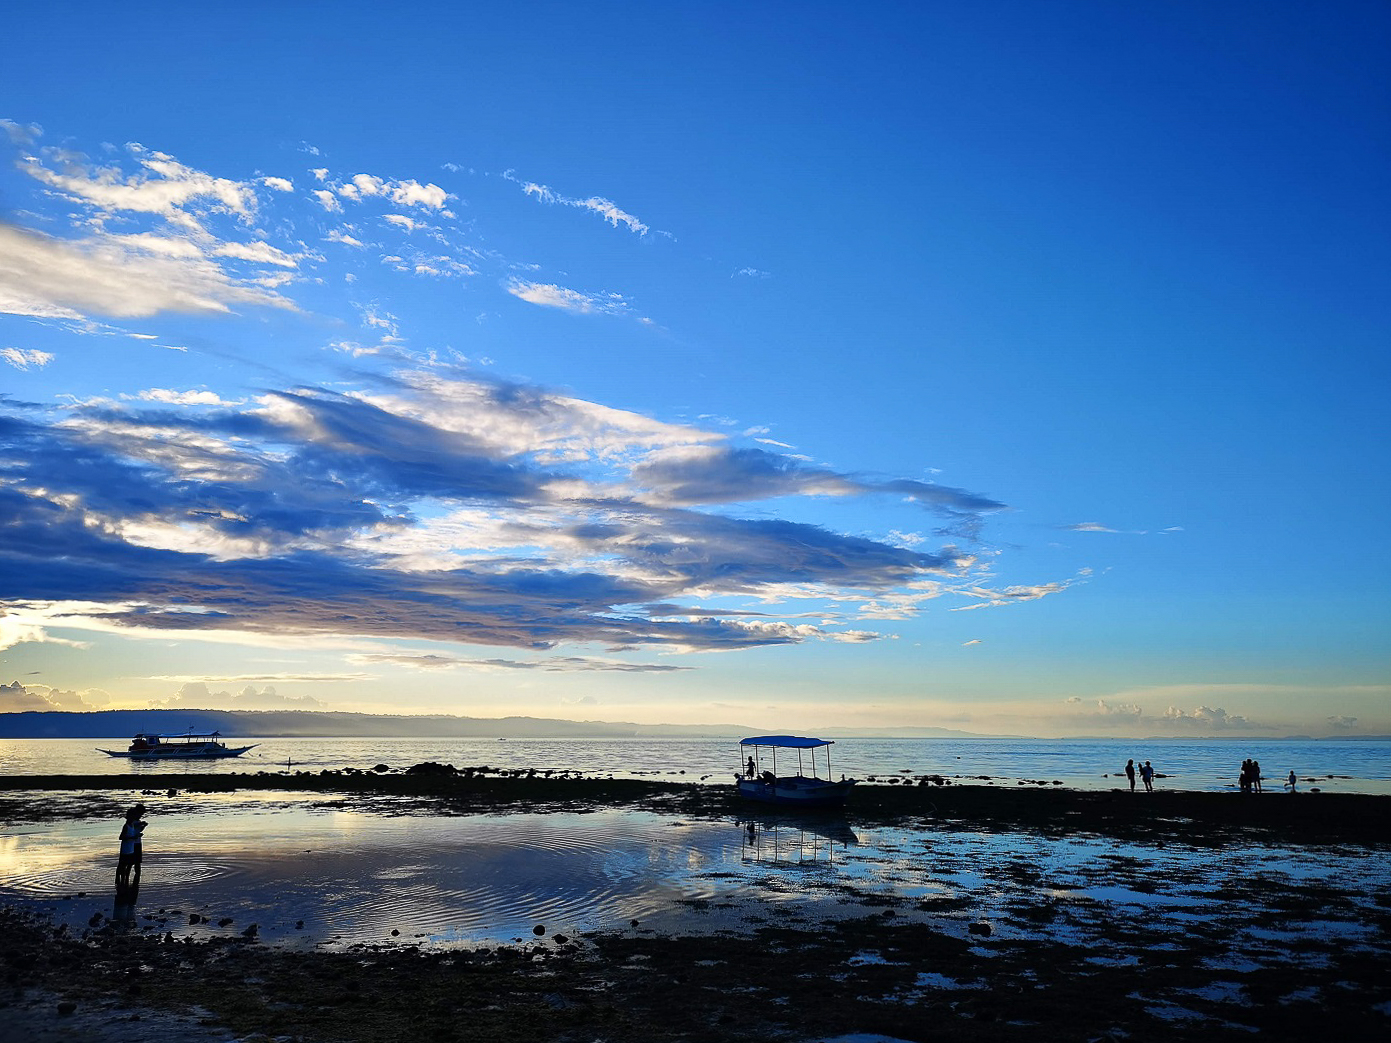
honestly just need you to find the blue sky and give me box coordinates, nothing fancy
[1,1,1387,736]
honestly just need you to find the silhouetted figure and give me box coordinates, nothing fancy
[1286,769,1297,793]
[1251,759,1262,793]
[114,804,146,902]
[1124,759,1136,792]
[1240,758,1252,793]
[747,756,756,778]
[1140,761,1154,793]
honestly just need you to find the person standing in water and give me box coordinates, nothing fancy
[115,804,147,900]
[1140,761,1154,793]
[1124,759,1136,792]
[1286,770,1297,793]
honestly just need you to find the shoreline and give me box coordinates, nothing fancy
[2,770,1389,845]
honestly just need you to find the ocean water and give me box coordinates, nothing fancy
[1,735,1387,794]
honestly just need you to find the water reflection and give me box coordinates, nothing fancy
[737,813,858,865]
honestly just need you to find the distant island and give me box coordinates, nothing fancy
[0,709,1002,741]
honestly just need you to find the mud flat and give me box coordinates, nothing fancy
[2,774,1389,1041]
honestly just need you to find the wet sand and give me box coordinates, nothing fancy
[2,773,1389,1041]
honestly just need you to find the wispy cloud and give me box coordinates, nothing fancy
[505,171,652,235]
[1,347,54,370]
[506,278,631,316]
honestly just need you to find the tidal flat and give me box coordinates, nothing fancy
[2,773,1389,1041]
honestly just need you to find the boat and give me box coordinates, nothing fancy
[97,730,258,760]
[735,735,857,807]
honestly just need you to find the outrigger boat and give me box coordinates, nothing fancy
[735,735,857,807]
[98,730,257,760]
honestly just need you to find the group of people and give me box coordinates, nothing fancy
[1123,758,1155,792]
[1239,758,1263,793]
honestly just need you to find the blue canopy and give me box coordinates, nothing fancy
[739,735,834,749]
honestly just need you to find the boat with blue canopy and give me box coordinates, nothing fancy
[735,735,857,807]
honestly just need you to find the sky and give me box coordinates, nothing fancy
[1,1,1388,737]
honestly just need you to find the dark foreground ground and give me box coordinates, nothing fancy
[2,774,1389,1042]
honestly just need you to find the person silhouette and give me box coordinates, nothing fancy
[747,756,756,778]
[115,804,147,901]
[1140,761,1154,793]
[1251,759,1262,793]
[1286,769,1297,793]
[1124,759,1136,792]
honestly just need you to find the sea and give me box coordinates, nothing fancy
[2,735,1388,794]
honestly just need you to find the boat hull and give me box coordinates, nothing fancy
[736,775,856,807]
[99,745,257,760]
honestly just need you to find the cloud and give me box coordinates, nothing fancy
[262,176,294,192]
[0,368,1024,655]
[1162,705,1256,730]
[630,445,1005,524]
[0,223,295,321]
[0,680,106,711]
[508,173,651,235]
[348,653,690,672]
[157,681,327,709]
[505,279,631,316]
[1065,522,1118,533]
[23,143,255,224]
[1326,715,1358,730]
[2,347,54,370]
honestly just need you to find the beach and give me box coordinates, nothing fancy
[2,772,1389,1041]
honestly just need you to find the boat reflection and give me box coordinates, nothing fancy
[737,813,858,864]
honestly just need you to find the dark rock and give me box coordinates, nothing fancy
[57,1000,77,1016]
[218,917,234,927]
[242,923,259,938]
[372,763,390,772]
[968,921,992,937]
[532,924,545,936]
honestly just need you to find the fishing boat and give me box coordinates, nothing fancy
[735,735,857,807]
[98,730,258,760]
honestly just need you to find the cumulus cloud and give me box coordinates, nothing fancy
[1162,705,1255,730]
[0,680,106,711]
[157,682,327,710]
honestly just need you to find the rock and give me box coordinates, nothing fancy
[372,763,390,772]
[532,924,545,936]
[968,921,992,937]
[218,917,235,927]
[242,923,259,939]
[57,1000,77,1016]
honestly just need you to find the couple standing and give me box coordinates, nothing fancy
[1124,758,1155,793]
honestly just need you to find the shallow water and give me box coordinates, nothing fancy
[3,793,1387,962]
[3,736,1389,793]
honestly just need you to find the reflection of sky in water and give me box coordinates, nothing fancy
[2,794,1387,964]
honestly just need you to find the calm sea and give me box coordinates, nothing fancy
[1,736,1387,794]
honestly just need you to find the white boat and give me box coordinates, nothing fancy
[98,730,258,760]
[735,735,857,807]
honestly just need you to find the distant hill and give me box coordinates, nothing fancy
[0,709,754,740]
[0,709,1007,740]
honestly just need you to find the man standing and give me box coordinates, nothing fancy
[1124,759,1136,792]
[1140,761,1154,793]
